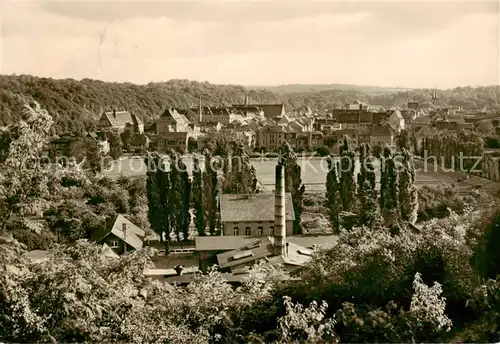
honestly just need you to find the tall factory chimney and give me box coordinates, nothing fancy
[274,162,286,256]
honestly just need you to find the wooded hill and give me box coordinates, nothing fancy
[1,74,499,134]
[0,75,279,134]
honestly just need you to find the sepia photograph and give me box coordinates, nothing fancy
[0,0,499,342]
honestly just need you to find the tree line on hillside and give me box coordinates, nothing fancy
[2,74,498,135]
[282,86,500,111]
[326,137,418,233]
[0,75,279,133]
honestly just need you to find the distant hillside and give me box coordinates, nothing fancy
[249,83,405,95]
[0,75,279,134]
[279,86,500,111]
[1,74,499,135]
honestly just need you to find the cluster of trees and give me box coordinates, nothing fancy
[0,75,279,133]
[2,203,500,343]
[420,131,484,172]
[279,142,306,234]
[3,75,498,137]
[281,85,500,112]
[145,134,258,242]
[326,138,418,232]
[2,99,500,343]
[145,152,192,243]
[0,100,149,251]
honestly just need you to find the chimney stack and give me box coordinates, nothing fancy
[122,223,127,253]
[274,163,286,256]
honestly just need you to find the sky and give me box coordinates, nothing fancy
[1,0,499,88]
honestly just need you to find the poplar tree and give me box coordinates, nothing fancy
[191,156,205,236]
[399,148,418,224]
[380,147,400,222]
[357,143,376,192]
[396,129,410,151]
[179,156,192,241]
[145,153,170,243]
[279,142,305,234]
[357,143,380,227]
[226,142,257,194]
[359,180,382,228]
[339,137,357,212]
[325,157,341,232]
[168,152,182,242]
[204,151,220,236]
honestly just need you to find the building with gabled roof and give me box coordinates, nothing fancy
[370,125,395,147]
[219,192,295,237]
[96,110,144,134]
[90,215,145,254]
[213,163,315,275]
[156,108,191,134]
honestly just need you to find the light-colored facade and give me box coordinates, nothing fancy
[222,220,294,237]
[156,108,190,134]
[257,125,296,152]
[389,110,405,132]
[219,193,295,237]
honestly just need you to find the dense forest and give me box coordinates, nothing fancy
[0,75,279,134]
[1,74,499,134]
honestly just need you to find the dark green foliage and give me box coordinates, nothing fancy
[145,154,169,242]
[188,137,198,153]
[0,75,280,133]
[416,185,482,222]
[358,180,382,228]
[106,131,123,160]
[399,148,418,224]
[204,151,220,236]
[192,156,205,236]
[279,142,305,234]
[471,208,500,279]
[315,146,330,157]
[170,153,192,241]
[421,131,484,174]
[224,141,257,195]
[357,143,376,192]
[380,147,400,221]
[396,129,410,151]
[486,136,500,149]
[339,137,357,212]
[458,277,500,343]
[325,157,341,232]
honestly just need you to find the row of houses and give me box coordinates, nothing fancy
[84,98,499,156]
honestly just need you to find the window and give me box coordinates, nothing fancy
[257,226,264,236]
[269,226,275,236]
[245,227,251,236]
[233,227,240,236]
[110,241,119,248]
